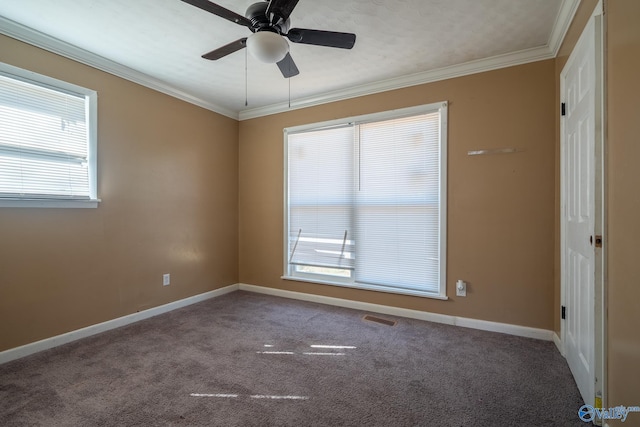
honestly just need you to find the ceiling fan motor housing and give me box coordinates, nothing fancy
[246,2,290,34]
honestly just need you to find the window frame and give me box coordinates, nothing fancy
[283,102,448,300]
[0,62,99,209]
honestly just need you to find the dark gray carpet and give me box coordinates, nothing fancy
[0,291,585,426]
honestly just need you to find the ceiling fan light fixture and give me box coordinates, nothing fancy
[246,31,289,63]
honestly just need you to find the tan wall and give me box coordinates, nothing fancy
[606,0,640,413]
[0,36,239,352]
[1,1,636,411]
[239,60,556,330]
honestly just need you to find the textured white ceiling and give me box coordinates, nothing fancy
[0,0,571,118]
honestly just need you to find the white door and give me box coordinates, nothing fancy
[561,15,601,407]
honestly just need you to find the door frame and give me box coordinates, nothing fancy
[559,0,606,410]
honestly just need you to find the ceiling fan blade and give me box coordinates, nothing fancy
[277,53,300,78]
[201,38,247,60]
[266,0,300,25]
[180,0,253,29]
[286,28,356,49]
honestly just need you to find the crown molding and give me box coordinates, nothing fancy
[548,0,582,57]
[239,0,580,120]
[0,0,580,122]
[239,45,554,120]
[0,16,238,120]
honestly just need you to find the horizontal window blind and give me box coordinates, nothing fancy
[356,113,441,293]
[288,126,355,271]
[285,103,447,297]
[0,72,91,200]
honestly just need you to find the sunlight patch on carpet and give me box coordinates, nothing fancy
[255,344,356,356]
[190,393,308,401]
[250,395,309,400]
[310,345,356,349]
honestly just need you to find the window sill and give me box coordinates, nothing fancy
[0,199,101,208]
[281,275,448,300]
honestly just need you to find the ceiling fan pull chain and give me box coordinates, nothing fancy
[245,48,248,107]
[288,70,291,108]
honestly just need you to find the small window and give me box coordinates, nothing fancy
[284,102,448,299]
[0,63,98,208]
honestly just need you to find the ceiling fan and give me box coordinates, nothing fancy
[181,0,357,78]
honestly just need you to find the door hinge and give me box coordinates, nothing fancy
[561,306,566,320]
[561,102,566,116]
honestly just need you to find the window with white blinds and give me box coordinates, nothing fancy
[285,102,447,298]
[0,63,98,208]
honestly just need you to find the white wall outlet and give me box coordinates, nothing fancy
[456,280,467,297]
[163,273,170,286]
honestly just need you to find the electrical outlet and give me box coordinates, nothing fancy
[163,273,170,286]
[456,280,466,297]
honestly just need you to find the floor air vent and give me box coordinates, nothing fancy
[363,315,397,327]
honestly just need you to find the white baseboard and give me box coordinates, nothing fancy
[0,284,239,365]
[239,283,555,341]
[553,332,564,356]
[1,282,556,365]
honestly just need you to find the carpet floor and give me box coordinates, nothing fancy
[0,291,585,426]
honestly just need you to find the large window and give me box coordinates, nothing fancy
[284,102,447,299]
[0,63,98,208]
